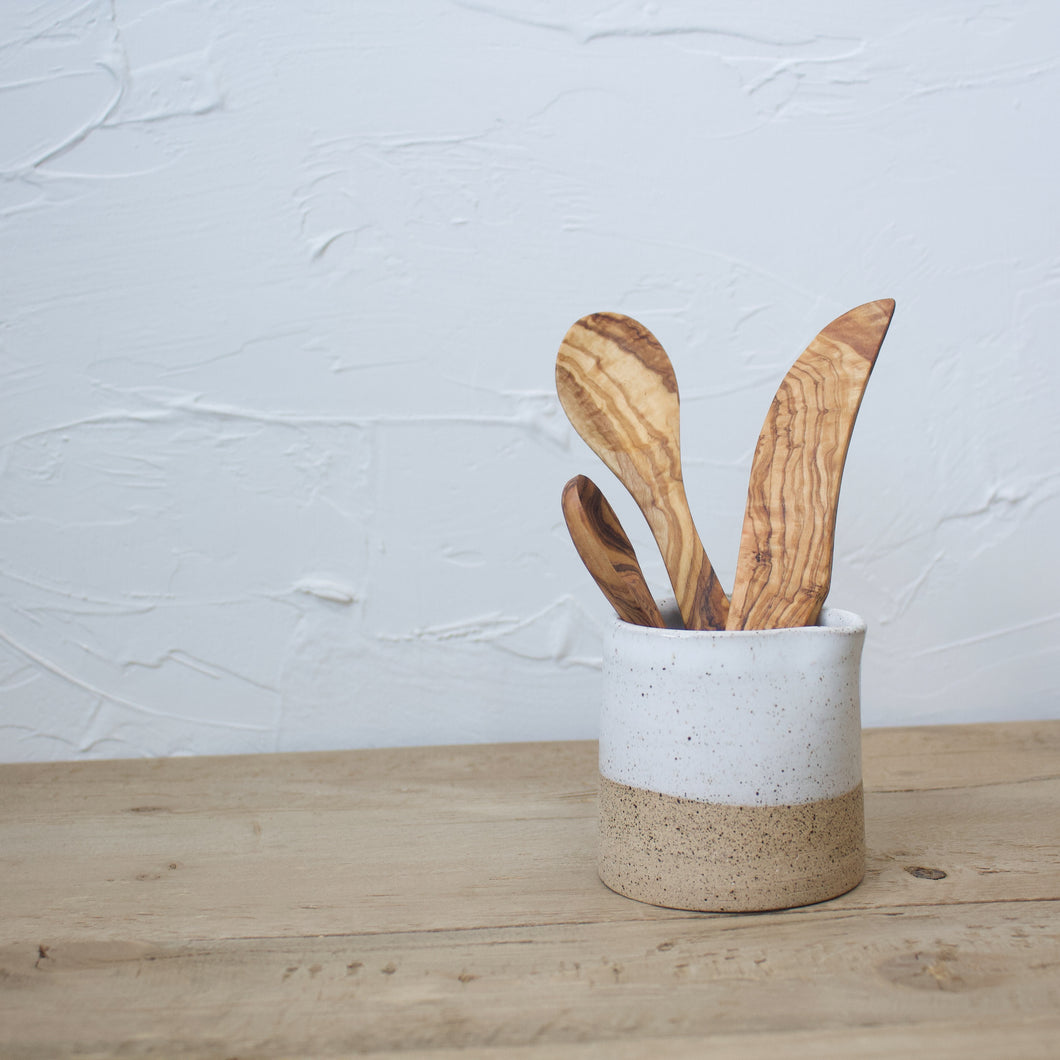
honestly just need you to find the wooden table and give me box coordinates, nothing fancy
[1,721,1057,1058]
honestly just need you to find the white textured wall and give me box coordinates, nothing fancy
[1,1,1057,761]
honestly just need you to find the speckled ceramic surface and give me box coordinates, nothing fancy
[598,605,867,912]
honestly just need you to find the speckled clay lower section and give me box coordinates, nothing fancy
[598,776,865,912]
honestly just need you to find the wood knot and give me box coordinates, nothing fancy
[906,866,947,880]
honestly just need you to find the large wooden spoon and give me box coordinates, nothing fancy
[727,298,896,630]
[556,313,729,631]
[561,475,665,628]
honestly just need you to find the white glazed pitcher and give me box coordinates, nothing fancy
[598,605,867,912]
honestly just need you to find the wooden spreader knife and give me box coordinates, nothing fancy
[727,298,896,630]
[556,313,729,631]
[561,475,665,629]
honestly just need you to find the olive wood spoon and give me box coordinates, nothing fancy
[561,475,665,628]
[556,313,728,631]
[727,298,896,630]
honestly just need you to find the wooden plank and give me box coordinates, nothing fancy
[1,901,1056,1057]
[351,1020,1060,1060]
[352,1020,1060,1060]
[3,721,1052,814]
[863,720,1060,790]
[0,739,601,816]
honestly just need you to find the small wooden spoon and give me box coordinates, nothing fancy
[727,298,896,630]
[561,475,665,628]
[556,313,729,631]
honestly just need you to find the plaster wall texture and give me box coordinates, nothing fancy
[1,1,1057,761]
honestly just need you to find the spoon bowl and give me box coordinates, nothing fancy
[561,475,665,628]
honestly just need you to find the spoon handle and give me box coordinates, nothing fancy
[643,479,729,631]
[562,476,665,628]
[727,299,895,630]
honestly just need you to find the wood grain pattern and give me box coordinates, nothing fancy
[556,313,728,631]
[727,298,895,630]
[561,475,665,628]
[0,721,1057,1058]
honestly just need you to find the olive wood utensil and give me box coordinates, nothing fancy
[555,313,729,631]
[726,298,896,631]
[561,474,665,629]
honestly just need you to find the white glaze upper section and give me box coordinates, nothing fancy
[0,3,1057,761]
[600,608,866,805]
